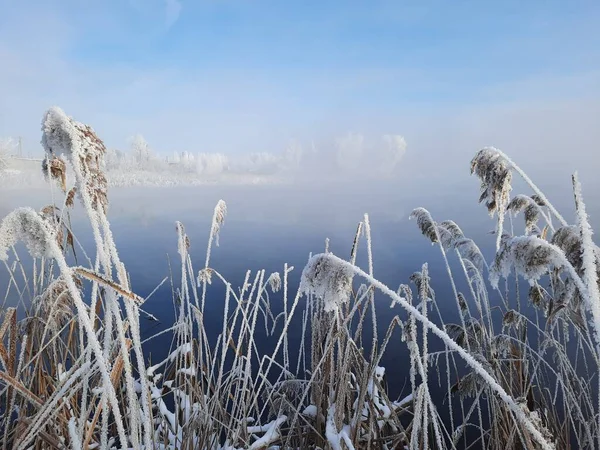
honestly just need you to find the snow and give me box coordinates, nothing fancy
[68,417,82,450]
[393,393,414,409]
[247,416,287,450]
[167,342,193,362]
[302,405,317,418]
[177,367,196,376]
[325,405,355,450]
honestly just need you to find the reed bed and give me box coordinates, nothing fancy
[0,107,598,449]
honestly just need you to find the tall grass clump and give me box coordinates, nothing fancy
[0,109,598,449]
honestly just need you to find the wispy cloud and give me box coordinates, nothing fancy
[165,0,182,28]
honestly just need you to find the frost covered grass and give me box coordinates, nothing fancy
[0,108,598,449]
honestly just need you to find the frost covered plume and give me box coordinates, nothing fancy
[0,207,56,260]
[301,253,354,312]
[471,147,512,249]
[42,106,108,213]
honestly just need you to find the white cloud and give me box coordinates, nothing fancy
[165,0,182,28]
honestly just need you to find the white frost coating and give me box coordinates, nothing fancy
[42,107,79,159]
[300,254,354,312]
[57,364,67,383]
[573,172,600,446]
[0,208,56,260]
[205,200,227,268]
[488,147,568,227]
[247,415,287,450]
[41,107,153,448]
[573,173,600,346]
[268,272,282,292]
[490,235,568,288]
[41,107,106,200]
[196,152,229,175]
[16,362,91,450]
[306,253,556,450]
[0,207,129,448]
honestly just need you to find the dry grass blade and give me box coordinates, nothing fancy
[0,371,44,407]
[83,339,131,449]
[74,266,145,305]
[17,417,64,449]
[42,155,67,192]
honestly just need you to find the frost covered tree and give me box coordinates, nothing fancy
[196,152,228,176]
[0,138,16,170]
[237,152,281,174]
[179,151,196,171]
[333,133,407,176]
[0,147,7,171]
[379,134,407,174]
[104,147,126,171]
[335,132,364,173]
[283,140,303,170]
[129,134,152,166]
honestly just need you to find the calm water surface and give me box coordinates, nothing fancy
[1,181,597,404]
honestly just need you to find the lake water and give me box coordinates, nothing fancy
[1,178,598,408]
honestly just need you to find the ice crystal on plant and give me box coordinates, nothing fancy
[508,194,543,234]
[197,267,213,285]
[471,147,513,249]
[0,207,56,260]
[42,106,108,213]
[268,271,281,292]
[410,208,438,244]
[438,220,465,249]
[471,147,512,216]
[300,254,354,312]
[490,235,566,288]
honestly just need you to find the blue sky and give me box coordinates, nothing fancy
[1,0,599,172]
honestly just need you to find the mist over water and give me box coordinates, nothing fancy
[4,171,597,402]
